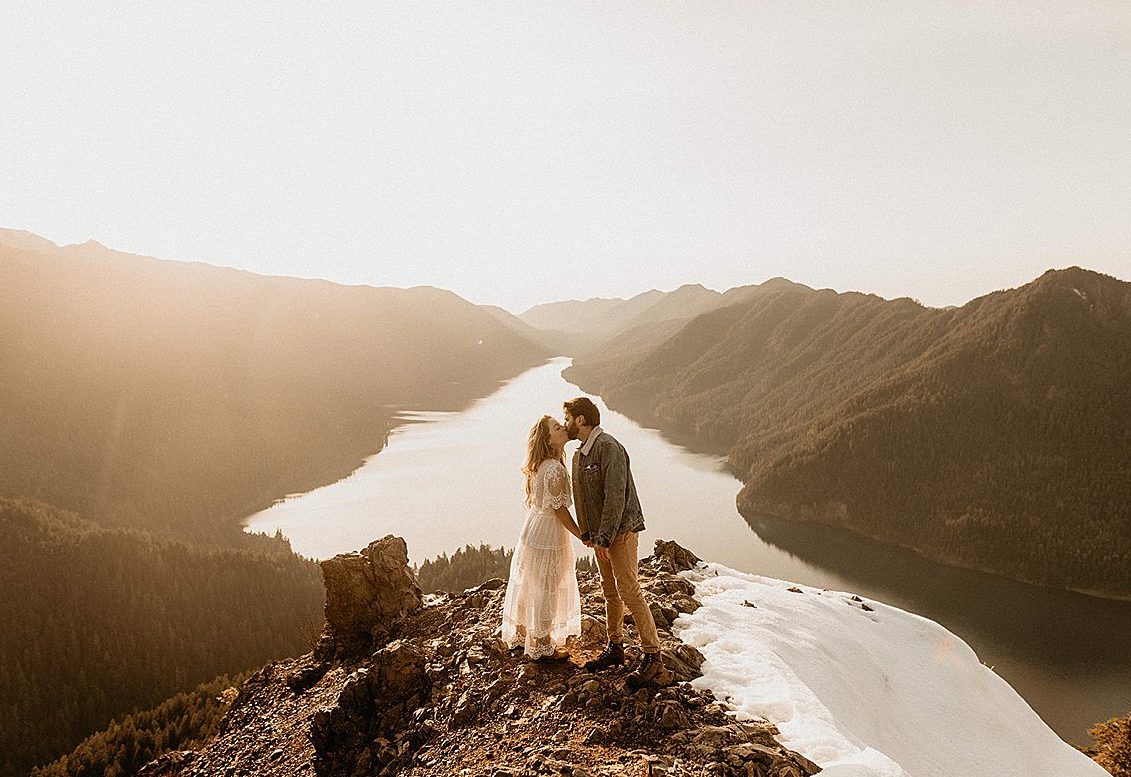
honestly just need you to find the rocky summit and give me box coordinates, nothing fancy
[138,536,820,777]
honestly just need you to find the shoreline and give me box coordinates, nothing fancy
[569,378,1131,604]
[739,504,1131,604]
[235,365,548,547]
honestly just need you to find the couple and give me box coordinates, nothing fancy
[500,396,665,689]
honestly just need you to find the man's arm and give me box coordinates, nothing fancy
[591,442,627,548]
[572,452,592,545]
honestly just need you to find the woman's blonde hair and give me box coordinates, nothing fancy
[523,414,564,507]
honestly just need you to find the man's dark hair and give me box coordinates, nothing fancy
[564,397,601,428]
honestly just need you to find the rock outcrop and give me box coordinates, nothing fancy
[319,535,424,657]
[140,538,820,777]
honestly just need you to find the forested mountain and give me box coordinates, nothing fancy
[518,284,727,355]
[565,268,1131,596]
[518,289,664,333]
[480,305,576,355]
[35,541,599,777]
[0,499,322,776]
[30,669,252,777]
[0,228,550,775]
[614,283,727,333]
[0,229,549,543]
[571,277,810,385]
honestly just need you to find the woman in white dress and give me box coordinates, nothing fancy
[501,415,583,660]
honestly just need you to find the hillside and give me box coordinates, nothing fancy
[128,535,1106,777]
[519,290,664,334]
[565,268,1131,596]
[519,285,726,357]
[0,228,552,775]
[31,670,254,777]
[0,498,323,777]
[134,537,822,777]
[0,229,549,542]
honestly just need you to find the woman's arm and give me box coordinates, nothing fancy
[554,506,583,539]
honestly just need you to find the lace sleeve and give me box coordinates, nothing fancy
[540,461,572,510]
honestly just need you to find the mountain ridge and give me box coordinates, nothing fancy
[564,266,1131,597]
[0,497,324,777]
[0,227,554,775]
[132,536,822,777]
[0,230,551,540]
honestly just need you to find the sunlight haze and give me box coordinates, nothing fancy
[2,1,1129,312]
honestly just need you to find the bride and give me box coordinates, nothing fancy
[501,415,583,660]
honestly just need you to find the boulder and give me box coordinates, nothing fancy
[310,639,431,777]
[319,535,422,655]
[651,539,702,573]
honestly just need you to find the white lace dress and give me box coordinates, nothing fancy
[501,458,582,658]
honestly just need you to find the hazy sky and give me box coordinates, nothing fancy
[2,2,1129,313]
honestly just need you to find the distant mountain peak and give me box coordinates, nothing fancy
[0,227,61,253]
[1035,266,1123,289]
[61,238,111,251]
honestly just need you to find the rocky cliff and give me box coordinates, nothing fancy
[138,536,820,777]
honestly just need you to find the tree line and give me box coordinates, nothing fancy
[415,543,597,594]
[0,499,324,777]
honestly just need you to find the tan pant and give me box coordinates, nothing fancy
[595,530,660,654]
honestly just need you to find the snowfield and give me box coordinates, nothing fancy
[674,563,1107,777]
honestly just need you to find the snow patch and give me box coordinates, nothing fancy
[675,563,1106,777]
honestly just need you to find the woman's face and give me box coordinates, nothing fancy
[547,418,569,451]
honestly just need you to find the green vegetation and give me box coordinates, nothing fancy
[1087,709,1131,776]
[0,499,323,776]
[567,268,1131,595]
[0,233,549,775]
[35,544,597,777]
[0,236,548,543]
[415,543,598,594]
[30,671,251,777]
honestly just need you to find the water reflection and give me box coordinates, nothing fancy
[244,358,1130,745]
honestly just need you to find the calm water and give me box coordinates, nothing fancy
[245,358,1131,744]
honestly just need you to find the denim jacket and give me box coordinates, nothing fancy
[571,430,645,548]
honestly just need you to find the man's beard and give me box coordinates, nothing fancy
[565,422,579,440]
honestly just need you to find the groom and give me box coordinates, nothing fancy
[563,396,665,688]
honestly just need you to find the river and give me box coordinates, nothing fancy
[244,358,1131,745]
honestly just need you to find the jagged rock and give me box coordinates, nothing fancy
[468,577,507,593]
[286,654,332,693]
[319,535,423,655]
[138,537,821,777]
[661,643,707,683]
[652,539,702,573]
[450,689,477,726]
[660,702,691,730]
[309,639,431,777]
[580,614,606,642]
[137,749,196,776]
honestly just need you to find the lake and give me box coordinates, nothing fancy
[245,357,1131,745]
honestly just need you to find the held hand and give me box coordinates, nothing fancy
[596,545,611,562]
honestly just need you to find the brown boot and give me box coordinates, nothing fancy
[625,651,668,689]
[583,642,624,672]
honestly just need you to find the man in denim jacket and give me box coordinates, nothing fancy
[564,396,665,688]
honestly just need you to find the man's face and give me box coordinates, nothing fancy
[564,410,581,440]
